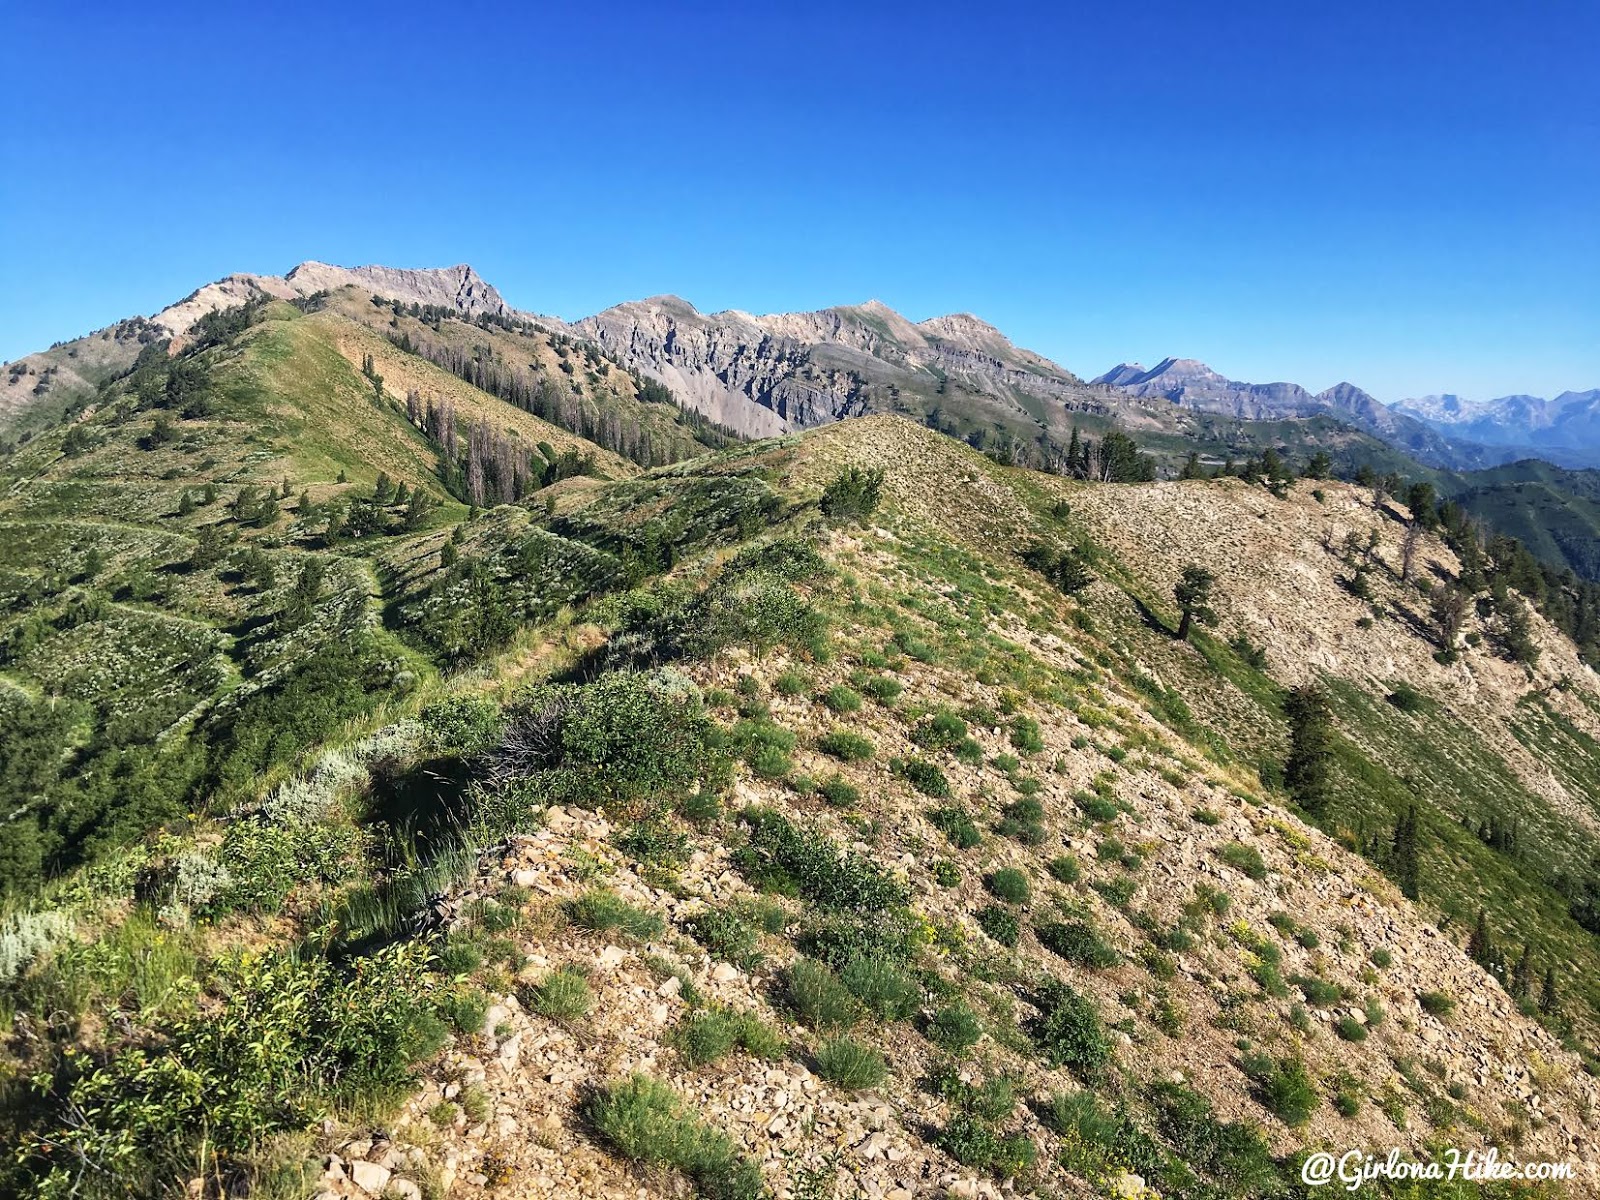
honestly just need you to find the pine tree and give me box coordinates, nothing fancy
[1173,565,1218,641]
[1178,452,1204,480]
[1539,966,1558,1016]
[177,491,195,517]
[1467,909,1494,970]
[1284,685,1336,815]
[1389,803,1421,899]
[1512,943,1535,1000]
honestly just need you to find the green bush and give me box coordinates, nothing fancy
[931,859,962,887]
[1244,1053,1318,1125]
[814,1035,887,1090]
[1217,842,1267,880]
[927,1000,984,1054]
[685,907,762,967]
[1009,716,1045,755]
[1334,1015,1367,1042]
[928,804,980,848]
[1046,855,1081,885]
[1291,974,1344,1006]
[985,867,1031,905]
[569,889,665,940]
[442,986,491,1034]
[1191,807,1221,826]
[996,797,1046,844]
[820,685,862,714]
[1036,920,1119,969]
[936,1114,1036,1177]
[784,958,860,1029]
[818,775,860,808]
[586,1074,764,1200]
[1418,990,1456,1018]
[897,757,950,797]
[25,943,446,1194]
[735,807,907,911]
[819,466,885,524]
[1147,1080,1279,1193]
[672,1009,733,1065]
[1371,947,1394,969]
[531,967,592,1021]
[494,673,728,813]
[861,676,903,704]
[975,904,1020,947]
[817,729,874,761]
[772,670,809,697]
[420,694,504,756]
[1028,979,1111,1077]
[839,956,919,1021]
[912,711,969,752]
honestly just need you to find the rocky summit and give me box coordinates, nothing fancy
[1,264,1599,1200]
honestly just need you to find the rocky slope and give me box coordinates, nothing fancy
[571,296,1101,440]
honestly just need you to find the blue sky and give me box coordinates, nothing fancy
[1,0,1595,401]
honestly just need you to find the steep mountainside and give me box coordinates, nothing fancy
[4,333,1600,1200]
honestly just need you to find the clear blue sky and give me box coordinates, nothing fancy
[2,0,1596,402]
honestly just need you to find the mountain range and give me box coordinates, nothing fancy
[8,261,1591,476]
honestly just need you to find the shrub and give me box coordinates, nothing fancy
[420,694,503,756]
[1028,979,1111,1077]
[1371,947,1394,969]
[1418,990,1456,1019]
[772,670,809,697]
[817,729,874,761]
[814,1036,887,1090]
[442,986,491,1034]
[27,944,446,1192]
[975,905,1020,947]
[1147,1080,1279,1193]
[685,907,762,967]
[1245,1054,1318,1126]
[531,967,592,1021]
[996,797,1045,844]
[736,808,907,911]
[492,673,727,813]
[569,890,664,940]
[927,1000,984,1054]
[913,711,969,752]
[897,757,950,797]
[1192,807,1221,826]
[937,1114,1036,1177]
[1046,855,1081,885]
[1292,974,1344,1006]
[985,867,1031,905]
[819,685,862,714]
[840,956,919,1021]
[1217,842,1267,880]
[818,775,860,808]
[861,675,903,704]
[1335,1015,1367,1042]
[1036,920,1119,969]
[784,958,860,1029]
[928,804,980,848]
[672,1009,740,1065]
[586,1074,764,1200]
[1009,716,1045,755]
[819,467,885,523]
[931,859,962,887]
[1386,683,1429,714]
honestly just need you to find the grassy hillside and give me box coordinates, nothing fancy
[2,401,1597,1198]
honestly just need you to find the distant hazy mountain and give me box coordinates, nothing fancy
[1396,389,1600,459]
[1091,358,1497,468]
